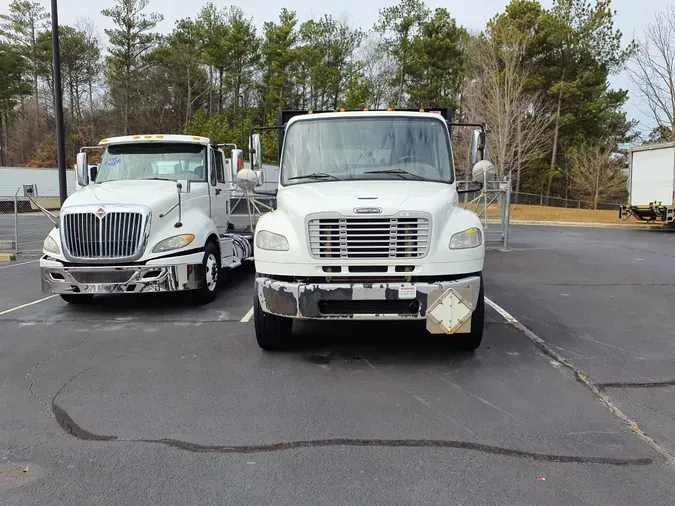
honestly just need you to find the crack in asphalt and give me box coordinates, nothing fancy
[598,381,675,390]
[25,331,95,417]
[1,440,55,458]
[23,302,664,469]
[50,401,653,466]
[485,297,675,465]
[44,352,658,467]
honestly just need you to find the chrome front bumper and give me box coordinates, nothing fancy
[41,258,204,295]
[255,275,481,328]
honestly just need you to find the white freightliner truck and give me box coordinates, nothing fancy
[39,134,263,304]
[620,141,675,224]
[249,108,495,351]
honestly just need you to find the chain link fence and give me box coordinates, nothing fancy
[0,186,60,256]
[511,191,620,211]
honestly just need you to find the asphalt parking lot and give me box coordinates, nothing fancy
[1,224,674,505]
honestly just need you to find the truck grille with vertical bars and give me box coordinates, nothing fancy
[62,210,147,261]
[308,215,430,259]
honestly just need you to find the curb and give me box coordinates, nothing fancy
[510,220,665,230]
[0,253,16,262]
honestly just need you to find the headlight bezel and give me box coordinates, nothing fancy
[43,235,61,255]
[256,230,290,251]
[448,227,483,250]
[152,234,196,253]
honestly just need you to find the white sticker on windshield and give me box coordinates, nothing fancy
[398,285,416,299]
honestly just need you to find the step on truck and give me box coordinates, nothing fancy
[620,141,675,224]
[249,108,496,351]
[39,134,264,304]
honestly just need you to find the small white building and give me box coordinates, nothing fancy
[0,167,77,197]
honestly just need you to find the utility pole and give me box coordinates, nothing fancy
[51,0,67,206]
[239,94,244,153]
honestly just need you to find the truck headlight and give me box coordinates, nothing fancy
[43,235,60,254]
[449,227,482,249]
[256,230,289,251]
[153,234,195,253]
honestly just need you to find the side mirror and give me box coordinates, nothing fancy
[250,133,262,169]
[76,152,89,186]
[232,149,244,172]
[470,129,486,166]
[254,169,265,187]
[89,165,98,182]
[472,160,496,184]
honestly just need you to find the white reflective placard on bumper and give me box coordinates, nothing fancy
[426,287,474,334]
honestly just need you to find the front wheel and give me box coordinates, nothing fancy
[455,275,485,351]
[196,242,221,304]
[254,291,293,351]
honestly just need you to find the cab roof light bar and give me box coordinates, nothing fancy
[277,107,454,126]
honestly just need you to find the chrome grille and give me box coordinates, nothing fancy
[309,216,430,259]
[62,210,146,261]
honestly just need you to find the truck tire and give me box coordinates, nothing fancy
[456,274,485,351]
[60,294,94,304]
[196,242,220,304]
[254,291,293,350]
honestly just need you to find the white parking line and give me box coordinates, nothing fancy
[0,295,58,316]
[0,259,39,270]
[484,294,674,463]
[240,307,254,323]
[485,297,520,325]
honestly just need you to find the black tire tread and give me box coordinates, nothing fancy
[456,274,485,351]
[254,291,293,350]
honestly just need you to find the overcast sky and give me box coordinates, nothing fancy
[1,0,671,137]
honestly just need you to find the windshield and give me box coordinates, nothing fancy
[280,116,454,186]
[96,143,207,183]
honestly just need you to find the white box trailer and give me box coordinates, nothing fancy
[620,141,675,223]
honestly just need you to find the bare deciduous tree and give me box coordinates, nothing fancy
[568,143,627,209]
[627,5,675,141]
[460,25,549,191]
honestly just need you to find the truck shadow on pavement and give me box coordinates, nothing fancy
[270,314,507,364]
[291,320,482,359]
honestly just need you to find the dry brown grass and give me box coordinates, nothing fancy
[460,203,638,224]
[508,204,635,224]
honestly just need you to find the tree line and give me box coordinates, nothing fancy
[0,0,671,205]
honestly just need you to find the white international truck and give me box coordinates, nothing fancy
[249,108,495,351]
[620,141,675,224]
[39,134,263,304]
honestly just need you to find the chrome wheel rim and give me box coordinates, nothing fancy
[205,253,218,291]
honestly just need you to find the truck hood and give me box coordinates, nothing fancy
[63,180,189,215]
[277,180,458,217]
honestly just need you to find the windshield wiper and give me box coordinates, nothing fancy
[363,169,424,180]
[287,172,342,181]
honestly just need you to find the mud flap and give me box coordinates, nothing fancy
[425,287,474,334]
